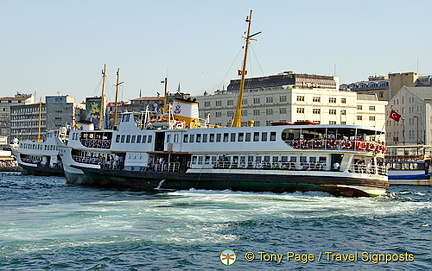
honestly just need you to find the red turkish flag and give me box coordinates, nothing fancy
[389,110,401,122]
[237,70,247,76]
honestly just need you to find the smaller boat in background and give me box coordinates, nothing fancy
[11,129,67,176]
[386,154,432,186]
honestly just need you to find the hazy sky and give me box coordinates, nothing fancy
[1,0,431,103]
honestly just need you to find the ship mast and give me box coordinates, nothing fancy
[162,77,168,112]
[232,10,261,127]
[36,98,43,142]
[113,68,123,128]
[98,64,107,130]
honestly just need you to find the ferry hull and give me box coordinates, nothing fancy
[74,167,388,197]
[18,163,64,177]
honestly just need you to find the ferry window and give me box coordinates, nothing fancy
[256,156,262,162]
[248,156,254,165]
[174,134,179,143]
[270,132,276,141]
[281,156,288,162]
[183,134,189,143]
[131,135,136,143]
[148,135,152,143]
[300,156,307,163]
[137,135,142,143]
[262,132,267,141]
[202,134,208,142]
[319,157,327,163]
[253,132,259,141]
[190,134,195,143]
[272,156,278,163]
[238,133,244,142]
[142,135,147,143]
[245,133,251,142]
[121,135,125,143]
[310,157,317,163]
[216,133,221,142]
[126,135,131,143]
[198,156,203,165]
[209,134,215,142]
[264,156,270,162]
[230,133,236,142]
[166,134,171,143]
[196,134,201,142]
[211,156,217,165]
[205,156,210,164]
[192,156,197,165]
[223,133,229,142]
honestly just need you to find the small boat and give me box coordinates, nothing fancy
[386,156,432,186]
[271,121,293,126]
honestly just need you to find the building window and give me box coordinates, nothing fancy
[280,96,287,102]
[341,98,346,104]
[204,102,210,107]
[329,97,336,103]
[341,110,346,115]
[280,108,287,114]
[357,105,362,110]
[369,106,375,111]
[313,108,320,114]
[266,97,273,103]
[329,109,336,115]
[357,115,362,120]
[266,108,273,115]
[253,109,260,115]
[313,96,320,102]
[297,108,304,113]
[242,98,248,105]
[329,121,336,124]
[227,100,234,106]
[253,98,260,104]
[216,101,222,106]
[215,112,222,117]
[242,109,248,116]
[369,116,375,121]
[297,96,305,102]
[227,111,234,117]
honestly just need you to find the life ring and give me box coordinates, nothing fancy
[327,139,337,149]
[381,146,387,154]
[301,140,310,149]
[291,140,300,149]
[368,142,376,152]
[313,139,323,148]
[341,140,353,149]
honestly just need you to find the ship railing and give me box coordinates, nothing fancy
[212,161,328,171]
[154,162,181,172]
[286,139,387,153]
[348,164,388,176]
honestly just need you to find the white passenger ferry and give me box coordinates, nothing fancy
[57,96,389,197]
[11,129,66,176]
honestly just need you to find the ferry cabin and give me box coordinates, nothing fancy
[67,112,387,177]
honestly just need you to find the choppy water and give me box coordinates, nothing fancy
[0,172,430,270]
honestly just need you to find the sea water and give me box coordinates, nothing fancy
[0,172,430,270]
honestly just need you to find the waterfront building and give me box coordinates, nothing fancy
[196,71,387,128]
[340,75,389,101]
[385,86,432,149]
[10,96,79,141]
[0,93,34,144]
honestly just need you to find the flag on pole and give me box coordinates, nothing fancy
[238,70,247,76]
[389,110,401,122]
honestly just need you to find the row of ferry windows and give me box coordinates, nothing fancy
[19,143,57,151]
[182,132,277,143]
[115,134,153,144]
[191,155,328,165]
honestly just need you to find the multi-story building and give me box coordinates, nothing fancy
[340,75,389,101]
[0,93,34,144]
[196,72,387,128]
[385,86,432,147]
[10,95,78,141]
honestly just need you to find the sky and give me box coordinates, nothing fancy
[1,0,431,103]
